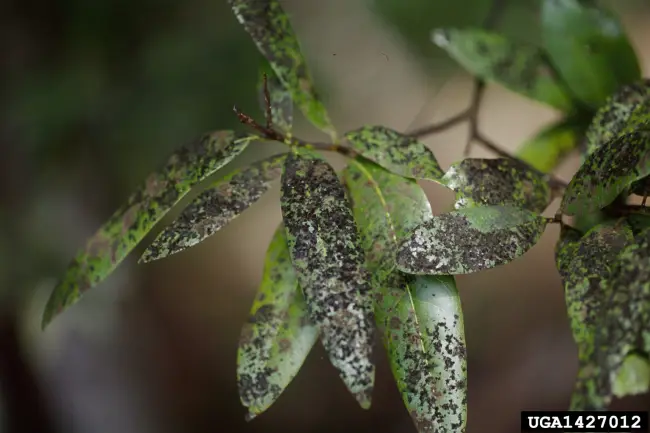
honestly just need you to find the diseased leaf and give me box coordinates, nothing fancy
[584,79,650,157]
[237,224,318,420]
[344,159,466,433]
[258,66,293,134]
[626,211,650,238]
[441,157,551,212]
[344,126,444,182]
[140,153,286,263]
[554,224,583,280]
[516,120,583,173]
[561,126,650,215]
[541,0,641,109]
[280,149,375,408]
[396,205,549,275]
[431,28,573,112]
[43,131,256,328]
[229,0,335,138]
[554,220,634,410]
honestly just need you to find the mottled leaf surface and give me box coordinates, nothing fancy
[396,206,549,275]
[344,159,466,433]
[43,131,255,328]
[431,28,573,112]
[140,153,286,263]
[280,149,375,408]
[561,127,650,215]
[344,126,444,182]
[554,221,634,410]
[626,211,650,238]
[229,0,335,137]
[541,0,641,109]
[584,79,650,157]
[258,66,293,134]
[237,224,318,419]
[442,158,551,212]
[516,121,583,173]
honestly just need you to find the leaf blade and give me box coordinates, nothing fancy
[237,224,318,419]
[43,131,255,328]
[280,149,375,408]
[432,28,574,112]
[140,153,287,263]
[344,126,444,182]
[396,205,549,275]
[344,159,466,433]
[229,0,335,137]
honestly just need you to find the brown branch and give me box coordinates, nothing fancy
[408,109,470,139]
[261,73,273,130]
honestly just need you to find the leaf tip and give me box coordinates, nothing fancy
[244,411,258,422]
[431,28,450,48]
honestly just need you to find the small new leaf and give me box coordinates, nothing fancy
[541,0,641,109]
[584,79,650,157]
[561,127,650,216]
[431,28,574,112]
[396,205,548,275]
[280,149,375,408]
[344,159,466,433]
[229,0,335,138]
[258,66,293,134]
[237,224,318,420]
[441,158,551,212]
[344,126,444,182]
[516,120,583,174]
[140,153,286,263]
[42,131,255,328]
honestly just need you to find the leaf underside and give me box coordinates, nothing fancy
[229,0,335,137]
[237,224,318,420]
[42,131,255,328]
[344,159,466,433]
[432,27,573,112]
[140,153,287,263]
[280,149,375,408]
[344,126,444,182]
[442,157,551,212]
[396,205,548,275]
[561,127,650,216]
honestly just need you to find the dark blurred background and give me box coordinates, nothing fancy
[1,0,650,432]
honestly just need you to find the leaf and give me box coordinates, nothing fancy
[280,149,375,408]
[344,159,466,433]
[344,126,444,182]
[626,211,650,238]
[237,224,318,420]
[431,28,574,112]
[140,153,286,263]
[441,157,551,212]
[554,224,583,280]
[515,120,583,173]
[229,0,335,138]
[584,79,650,157]
[258,66,293,134]
[396,205,549,275]
[561,126,650,216]
[541,0,641,109]
[553,220,634,410]
[42,131,256,328]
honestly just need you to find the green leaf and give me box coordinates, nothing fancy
[515,120,583,173]
[140,153,286,263]
[584,79,650,157]
[280,149,375,408]
[561,126,650,216]
[553,220,634,410]
[42,131,256,328]
[344,159,466,433]
[431,28,574,112]
[229,0,335,138]
[396,205,549,275]
[237,224,318,420]
[344,126,444,182]
[258,66,293,134]
[441,157,551,212]
[554,224,583,280]
[626,211,650,238]
[541,0,641,109]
